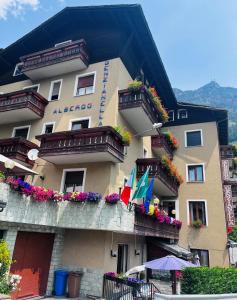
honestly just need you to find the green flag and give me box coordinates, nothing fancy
[132,167,150,200]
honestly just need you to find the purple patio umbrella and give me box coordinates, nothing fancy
[144,255,197,294]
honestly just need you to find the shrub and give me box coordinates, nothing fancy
[181,267,237,294]
[113,126,132,145]
[0,240,11,279]
[128,80,144,92]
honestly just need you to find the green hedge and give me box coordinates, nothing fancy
[181,267,237,294]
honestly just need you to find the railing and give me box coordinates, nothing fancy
[220,145,234,159]
[0,137,38,166]
[136,158,179,196]
[103,275,160,300]
[36,126,125,162]
[151,134,175,159]
[119,89,162,124]
[21,39,89,71]
[0,90,48,118]
[134,211,180,239]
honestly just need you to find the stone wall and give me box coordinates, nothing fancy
[0,183,134,233]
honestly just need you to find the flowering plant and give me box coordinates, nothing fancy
[135,204,182,229]
[53,191,64,202]
[87,192,102,202]
[113,126,132,145]
[64,192,88,202]
[161,155,183,185]
[105,193,120,204]
[164,131,179,150]
[127,81,169,123]
[191,219,204,229]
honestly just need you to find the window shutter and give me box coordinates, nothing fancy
[78,75,94,88]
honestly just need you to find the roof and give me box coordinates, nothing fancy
[0,4,177,107]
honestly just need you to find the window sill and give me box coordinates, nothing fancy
[48,99,59,102]
[74,92,95,97]
[185,145,203,148]
[187,181,205,183]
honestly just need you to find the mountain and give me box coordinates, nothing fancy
[173,81,237,143]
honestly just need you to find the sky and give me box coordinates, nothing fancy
[0,0,237,90]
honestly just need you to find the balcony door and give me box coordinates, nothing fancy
[117,244,128,274]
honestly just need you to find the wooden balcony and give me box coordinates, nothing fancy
[134,212,179,239]
[20,39,89,80]
[36,126,126,164]
[151,134,175,159]
[0,90,48,124]
[0,137,38,167]
[118,89,162,136]
[220,145,234,159]
[136,158,179,197]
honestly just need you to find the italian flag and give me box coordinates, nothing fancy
[120,167,136,205]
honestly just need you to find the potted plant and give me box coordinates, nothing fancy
[113,126,132,145]
[191,219,204,229]
[105,193,120,204]
[127,80,144,93]
[0,172,6,183]
[87,192,102,203]
[164,131,179,150]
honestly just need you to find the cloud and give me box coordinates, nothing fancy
[0,0,39,20]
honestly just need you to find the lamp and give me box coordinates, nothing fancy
[110,250,117,257]
[134,123,163,137]
[134,249,140,256]
[0,201,6,212]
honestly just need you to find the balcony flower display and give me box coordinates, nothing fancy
[164,131,179,150]
[161,155,184,185]
[53,191,64,202]
[105,193,120,204]
[87,192,102,202]
[63,192,88,202]
[113,125,132,145]
[127,81,169,123]
[0,172,6,183]
[135,203,182,229]
[191,219,204,229]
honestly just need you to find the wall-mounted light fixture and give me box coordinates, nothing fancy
[134,249,140,256]
[0,201,7,212]
[110,250,117,257]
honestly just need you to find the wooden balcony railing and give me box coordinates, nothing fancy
[134,212,180,239]
[36,126,126,163]
[0,137,38,167]
[0,90,48,118]
[220,145,234,159]
[151,134,175,159]
[21,39,89,73]
[119,89,162,124]
[136,158,179,196]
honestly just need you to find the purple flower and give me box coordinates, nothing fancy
[87,192,102,202]
[105,193,120,204]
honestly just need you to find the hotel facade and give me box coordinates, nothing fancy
[0,4,233,298]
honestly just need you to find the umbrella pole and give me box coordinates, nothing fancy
[171,270,177,295]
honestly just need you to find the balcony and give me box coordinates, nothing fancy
[118,89,162,136]
[20,40,89,80]
[0,137,38,167]
[220,145,234,159]
[0,90,48,124]
[134,212,179,239]
[136,158,179,197]
[36,126,126,164]
[151,134,175,159]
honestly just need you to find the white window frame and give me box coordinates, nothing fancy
[48,79,63,101]
[178,109,188,119]
[161,199,179,220]
[69,117,91,130]
[23,84,40,93]
[41,122,56,134]
[187,199,208,227]
[13,63,23,77]
[12,125,31,140]
[73,71,96,97]
[168,110,174,122]
[186,163,206,183]
[60,168,87,193]
[185,129,203,147]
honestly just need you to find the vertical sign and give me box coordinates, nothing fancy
[98,60,110,126]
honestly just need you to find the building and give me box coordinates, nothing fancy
[0,4,230,298]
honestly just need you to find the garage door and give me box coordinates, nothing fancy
[10,231,55,299]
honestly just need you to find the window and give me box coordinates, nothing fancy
[70,118,90,130]
[13,63,23,76]
[49,80,62,101]
[187,164,205,182]
[42,122,55,134]
[168,110,174,122]
[178,109,188,119]
[61,169,86,193]
[74,73,95,96]
[12,126,30,139]
[23,84,39,93]
[143,148,148,158]
[188,201,207,226]
[190,249,209,266]
[162,201,176,218]
[185,130,203,147]
[117,244,128,274]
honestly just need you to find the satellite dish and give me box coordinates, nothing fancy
[27,149,39,161]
